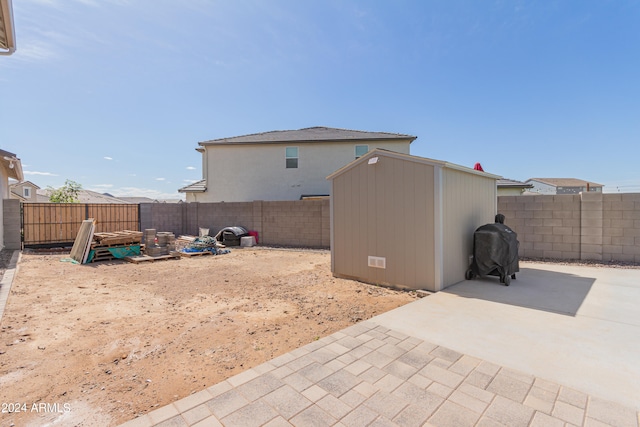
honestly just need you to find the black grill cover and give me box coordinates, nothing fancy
[470,223,519,278]
[215,226,248,246]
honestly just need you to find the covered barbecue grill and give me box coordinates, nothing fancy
[465,215,519,286]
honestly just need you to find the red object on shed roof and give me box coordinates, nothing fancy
[474,162,484,172]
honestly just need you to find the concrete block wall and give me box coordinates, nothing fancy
[2,199,22,250]
[498,193,640,263]
[261,200,328,248]
[193,202,255,237]
[140,200,330,248]
[139,203,185,237]
[602,193,640,262]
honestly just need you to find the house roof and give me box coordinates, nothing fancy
[527,178,604,188]
[0,0,16,55]
[9,180,40,190]
[198,127,417,146]
[117,196,158,204]
[497,178,534,189]
[178,179,206,193]
[327,149,502,181]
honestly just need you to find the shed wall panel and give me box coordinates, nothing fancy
[331,155,436,290]
[442,169,497,288]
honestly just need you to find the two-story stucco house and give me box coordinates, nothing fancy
[179,127,416,202]
[525,178,603,195]
[9,180,40,202]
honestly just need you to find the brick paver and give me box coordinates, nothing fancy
[119,321,639,427]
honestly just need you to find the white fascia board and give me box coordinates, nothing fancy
[0,0,16,55]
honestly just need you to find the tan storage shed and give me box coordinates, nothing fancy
[327,149,500,292]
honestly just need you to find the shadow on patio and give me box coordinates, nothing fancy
[443,267,596,316]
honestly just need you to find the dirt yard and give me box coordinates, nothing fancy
[0,248,417,427]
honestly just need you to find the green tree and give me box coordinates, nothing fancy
[48,179,82,203]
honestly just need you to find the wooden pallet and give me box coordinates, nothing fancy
[124,253,181,263]
[178,250,213,257]
[93,230,143,247]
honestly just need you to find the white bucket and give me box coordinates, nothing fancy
[240,236,256,247]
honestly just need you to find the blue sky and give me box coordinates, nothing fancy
[1,0,639,199]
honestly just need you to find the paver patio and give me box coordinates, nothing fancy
[5,253,637,427]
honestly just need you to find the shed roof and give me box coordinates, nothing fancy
[327,149,502,181]
[199,127,416,146]
[527,178,603,188]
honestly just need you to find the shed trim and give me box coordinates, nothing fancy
[433,165,444,292]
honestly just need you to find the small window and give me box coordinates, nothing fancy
[286,146,298,168]
[355,145,368,159]
[23,187,31,198]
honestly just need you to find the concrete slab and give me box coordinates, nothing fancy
[369,262,640,410]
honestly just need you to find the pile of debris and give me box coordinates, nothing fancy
[143,229,176,257]
[175,235,230,256]
[68,219,142,264]
[68,223,241,263]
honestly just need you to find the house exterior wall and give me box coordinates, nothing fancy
[528,180,557,195]
[441,168,497,289]
[331,154,436,291]
[498,187,525,196]
[200,140,410,202]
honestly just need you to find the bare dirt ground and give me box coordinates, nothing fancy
[0,248,417,427]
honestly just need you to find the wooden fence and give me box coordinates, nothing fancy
[22,203,139,247]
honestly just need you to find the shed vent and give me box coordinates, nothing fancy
[368,256,386,269]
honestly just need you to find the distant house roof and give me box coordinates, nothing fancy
[0,0,16,55]
[526,178,603,188]
[36,189,131,204]
[198,127,417,146]
[117,196,157,204]
[497,178,533,189]
[178,179,206,193]
[10,180,40,190]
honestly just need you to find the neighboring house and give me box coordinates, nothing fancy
[497,178,534,196]
[9,180,40,202]
[0,149,23,249]
[179,127,415,202]
[526,178,603,195]
[0,0,16,55]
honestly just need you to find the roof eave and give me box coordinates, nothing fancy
[199,136,416,147]
[0,0,17,55]
[0,151,23,181]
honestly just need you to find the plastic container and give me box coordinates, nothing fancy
[240,236,256,247]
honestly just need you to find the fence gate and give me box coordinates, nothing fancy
[22,203,140,247]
